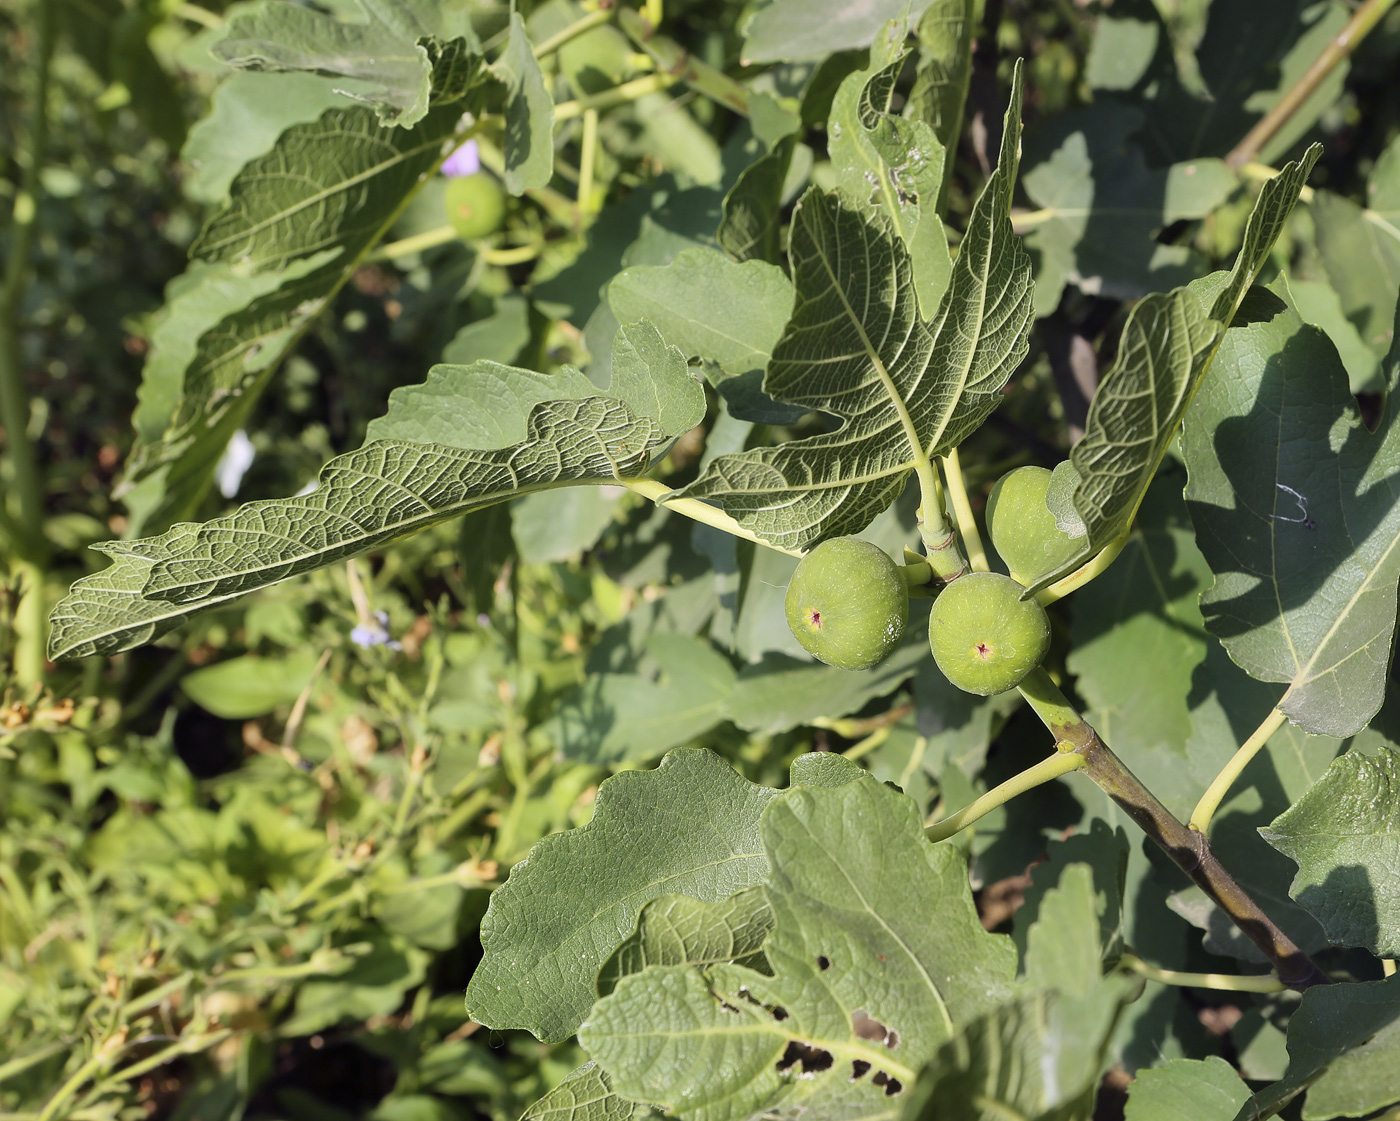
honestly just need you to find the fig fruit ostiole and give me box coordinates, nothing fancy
[784,537,909,670]
[928,571,1050,695]
[985,465,1081,586]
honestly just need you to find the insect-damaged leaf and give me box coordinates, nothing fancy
[580,773,1016,1120]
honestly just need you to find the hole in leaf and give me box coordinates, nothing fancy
[816,955,831,971]
[776,1041,834,1074]
[851,1061,871,1080]
[872,1072,888,1087]
[772,1006,789,1021]
[852,1011,899,1048]
[884,1078,903,1096]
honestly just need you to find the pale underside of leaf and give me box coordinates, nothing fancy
[678,65,1031,553]
[124,42,489,535]
[1022,288,1220,595]
[50,399,660,660]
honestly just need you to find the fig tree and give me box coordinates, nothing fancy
[785,537,908,670]
[928,572,1050,695]
[445,172,507,241]
[986,465,1081,585]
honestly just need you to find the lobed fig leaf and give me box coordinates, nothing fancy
[784,537,908,670]
[928,572,1050,695]
[986,465,1083,586]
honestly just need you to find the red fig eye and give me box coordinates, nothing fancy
[929,572,1049,695]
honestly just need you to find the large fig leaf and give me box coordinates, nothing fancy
[580,773,1016,1120]
[1182,279,1400,737]
[1259,745,1400,957]
[123,33,491,536]
[676,65,1032,553]
[1022,147,1319,595]
[49,323,702,660]
[210,0,480,126]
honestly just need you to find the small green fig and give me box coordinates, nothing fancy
[785,537,908,670]
[986,466,1081,585]
[444,173,507,240]
[928,572,1050,695]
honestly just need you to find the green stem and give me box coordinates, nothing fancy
[1,4,57,685]
[1225,0,1398,170]
[173,3,222,28]
[1190,706,1289,832]
[554,73,679,121]
[532,7,614,59]
[615,7,751,117]
[925,745,1085,842]
[941,448,989,573]
[368,224,460,261]
[1016,667,1331,991]
[483,243,543,266]
[0,1,54,556]
[618,477,805,557]
[841,725,892,762]
[578,107,600,214]
[35,1046,113,1121]
[1036,535,1127,604]
[1121,953,1287,993]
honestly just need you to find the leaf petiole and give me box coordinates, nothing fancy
[1189,706,1289,833]
[925,744,1085,842]
[554,73,678,121]
[940,447,990,573]
[617,477,804,557]
[1121,953,1287,993]
[1036,534,1128,604]
[531,7,614,60]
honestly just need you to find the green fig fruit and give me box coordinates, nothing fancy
[785,537,909,670]
[986,466,1082,585]
[444,173,507,241]
[928,572,1050,695]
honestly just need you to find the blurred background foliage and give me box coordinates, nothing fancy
[2,0,1399,1117]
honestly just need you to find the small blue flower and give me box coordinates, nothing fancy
[442,139,481,178]
[351,610,402,650]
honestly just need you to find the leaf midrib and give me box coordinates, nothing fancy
[196,126,445,263]
[809,216,931,484]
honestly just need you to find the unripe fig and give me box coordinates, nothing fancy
[444,173,507,240]
[928,572,1050,695]
[785,537,908,670]
[986,466,1081,585]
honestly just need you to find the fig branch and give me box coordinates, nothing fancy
[1016,667,1331,991]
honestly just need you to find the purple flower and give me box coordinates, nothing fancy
[351,610,402,651]
[442,139,481,178]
